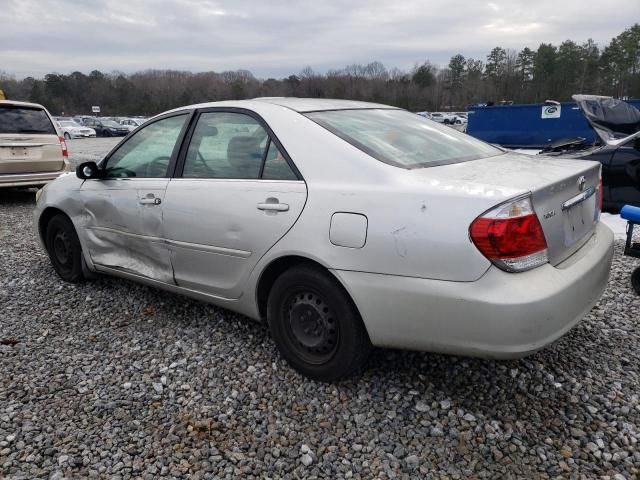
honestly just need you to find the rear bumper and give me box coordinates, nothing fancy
[0,167,69,188]
[333,222,614,358]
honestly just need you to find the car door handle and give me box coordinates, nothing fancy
[257,202,289,212]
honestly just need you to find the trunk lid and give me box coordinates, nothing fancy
[0,133,64,174]
[410,152,601,266]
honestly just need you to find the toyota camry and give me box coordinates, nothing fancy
[34,98,614,380]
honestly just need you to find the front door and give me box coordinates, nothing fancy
[80,113,189,283]
[162,110,307,299]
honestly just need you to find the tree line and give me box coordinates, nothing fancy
[1,24,638,116]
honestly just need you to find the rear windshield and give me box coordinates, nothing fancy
[305,109,503,168]
[0,105,56,134]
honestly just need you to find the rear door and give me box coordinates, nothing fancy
[80,112,190,283]
[162,109,307,299]
[0,104,63,174]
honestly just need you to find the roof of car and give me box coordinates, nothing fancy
[251,97,396,112]
[159,97,401,120]
[0,99,46,109]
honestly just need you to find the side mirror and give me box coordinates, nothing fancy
[76,161,103,180]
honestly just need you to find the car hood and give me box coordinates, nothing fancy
[572,94,640,144]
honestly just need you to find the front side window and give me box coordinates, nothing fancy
[103,114,187,178]
[305,109,503,168]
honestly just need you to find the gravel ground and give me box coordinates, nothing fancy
[1,139,639,479]
[66,137,120,167]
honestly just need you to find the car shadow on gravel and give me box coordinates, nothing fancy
[0,188,37,204]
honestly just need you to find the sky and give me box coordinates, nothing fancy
[1,0,638,79]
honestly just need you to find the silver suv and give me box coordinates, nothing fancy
[0,100,70,188]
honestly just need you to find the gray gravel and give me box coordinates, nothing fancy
[66,137,120,168]
[1,139,639,479]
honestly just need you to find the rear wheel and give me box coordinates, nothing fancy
[45,214,85,283]
[267,265,371,381]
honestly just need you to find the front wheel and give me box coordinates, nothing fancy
[63,132,71,140]
[267,265,371,381]
[45,214,85,283]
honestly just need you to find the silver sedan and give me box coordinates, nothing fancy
[34,98,614,380]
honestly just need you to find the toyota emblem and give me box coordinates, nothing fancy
[577,175,586,191]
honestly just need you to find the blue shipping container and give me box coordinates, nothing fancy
[467,100,640,148]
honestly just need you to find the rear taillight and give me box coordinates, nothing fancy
[59,136,68,158]
[470,196,548,272]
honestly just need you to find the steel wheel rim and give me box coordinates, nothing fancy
[283,289,339,365]
[52,230,72,269]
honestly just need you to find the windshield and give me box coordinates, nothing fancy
[102,120,120,127]
[60,121,80,127]
[0,106,56,134]
[305,109,502,168]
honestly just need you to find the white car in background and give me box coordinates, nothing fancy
[34,98,613,380]
[119,118,146,132]
[57,120,96,139]
[429,112,458,124]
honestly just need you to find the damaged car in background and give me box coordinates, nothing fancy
[34,98,614,381]
[539,95,640,212]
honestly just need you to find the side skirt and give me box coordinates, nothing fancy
[93,264,260,321]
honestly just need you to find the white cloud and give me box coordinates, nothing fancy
[0,0,637,78]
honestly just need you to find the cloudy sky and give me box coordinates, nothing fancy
[1,0,638,79]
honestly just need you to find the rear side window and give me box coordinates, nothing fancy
[0,106,56,134]
[183,112,269,179]
[262,141,297,180]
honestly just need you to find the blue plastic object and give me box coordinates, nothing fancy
[621,204,640,223]
[466,100,640,148]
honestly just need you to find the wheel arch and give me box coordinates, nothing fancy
[255,255,364,324]
[38,206,72,245]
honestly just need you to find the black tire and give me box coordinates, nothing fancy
[102,129,111,137]
[267,265,371,381]
[45,214,85,283]
[632,267,640,295]
[63,132,71,140]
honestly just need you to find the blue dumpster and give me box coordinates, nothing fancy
[467,100,640,148]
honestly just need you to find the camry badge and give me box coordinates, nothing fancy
[577,175,586,191]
